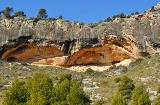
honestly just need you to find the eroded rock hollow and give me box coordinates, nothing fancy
[0,33,155,66]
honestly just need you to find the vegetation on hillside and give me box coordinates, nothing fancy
[3,72,90,105]
[0,52,159,105]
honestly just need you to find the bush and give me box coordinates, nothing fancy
[131,85,150,105]
[118,75,135,100]
[3,78,27,105]
[109,65,127,72]
[3,72,90,105]
[114,77,121,83]
[21,62,28,66]
[111,93,127,105]
[129,58,144,67]
[25,72,53,105]
[85,68,94,75]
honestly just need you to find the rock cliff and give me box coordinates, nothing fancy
[0,2,160,66]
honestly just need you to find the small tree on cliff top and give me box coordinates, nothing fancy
[37,8,48,18]
[1,7,13,18]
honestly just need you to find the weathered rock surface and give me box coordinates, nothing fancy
[0,3,160,66]
[0,34,156,66]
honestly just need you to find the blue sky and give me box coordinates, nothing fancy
[0,0,159,23]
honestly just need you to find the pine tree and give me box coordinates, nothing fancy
[14,11,26,17]
[37,8,48,18]
[131,85,150,105]
[3,72,90,105]
[1,7,13,18]
[66,80,90,105]
[111,93,127,105]
[25,72,53,105]
[3,78,27,105]
[118,75,135,100]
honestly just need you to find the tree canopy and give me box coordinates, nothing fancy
[1,7,13,18]
[14,11,26,17]
[37,8,48,18]
[3,72,90,105]
[111,93,127,105]
[118,75,135,100]
[131,85,150,105]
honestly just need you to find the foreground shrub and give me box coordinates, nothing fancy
[131,85,150,105]
[3,72,90,105]
[118,75,135,100]
[114,77,121,83]
[111,93,127,105]
[3,79,27,105]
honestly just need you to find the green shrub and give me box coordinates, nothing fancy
[118,75,135,100]
[85,68,94,75]
[114,77,121,83]
[111,93,127,105]
[129,58,144,67]
[3,78,27,105]
[131,85,150,105]
[21,62,28,66]
[3,72,90,105]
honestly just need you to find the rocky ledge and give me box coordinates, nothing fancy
[0,32,156,66]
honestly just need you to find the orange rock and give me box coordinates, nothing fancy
[2,35,155,66]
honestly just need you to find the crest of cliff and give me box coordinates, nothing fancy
[0,2,160,67]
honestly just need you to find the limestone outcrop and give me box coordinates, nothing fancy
[0,2,160,66]
[0,34,156,66]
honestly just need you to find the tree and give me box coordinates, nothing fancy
[3,79,27,105]
[14,11,26,17]
[66,80,90,105]
[135,12,139,15]
[126,15,131,18]
[104,17,112,22]
[111,93,127,105]
[37,8,48,18]
[153,96,160,105]
[57,73,72,84]
[59,15,63,19]
[26,72,53,105]
[138,92,150,105]
[53,73,90,105]
[1,7,13,18]
[118,75,135,100]
[131,85,150,105]
[119,13,125,18]
[112,15,117,19]
[150,6,155,12]
[3,72,90,105]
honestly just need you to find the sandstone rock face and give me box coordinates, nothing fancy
[0,3,159,66]
[2,43,64,63]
